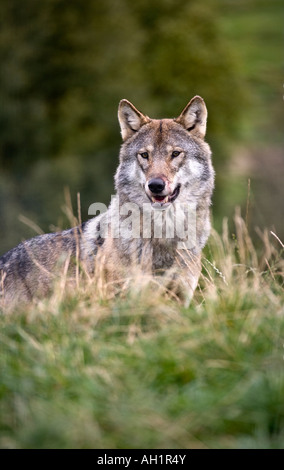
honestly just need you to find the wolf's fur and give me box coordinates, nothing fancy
[0,97,214,307]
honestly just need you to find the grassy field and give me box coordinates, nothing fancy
[0,211,283,449]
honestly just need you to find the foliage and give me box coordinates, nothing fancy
[0,0,244,168]
[0,213,283,448]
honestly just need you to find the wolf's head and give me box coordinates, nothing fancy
[115,97,214,210]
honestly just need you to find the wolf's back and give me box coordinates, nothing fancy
[0,227,82,305]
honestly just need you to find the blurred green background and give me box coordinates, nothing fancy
[0,0,282,254]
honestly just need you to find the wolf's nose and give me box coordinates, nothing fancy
[148,178,165,194]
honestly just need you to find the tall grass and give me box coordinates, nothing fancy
[0,210,283,448]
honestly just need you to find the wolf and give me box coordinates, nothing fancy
[0,96,214,308]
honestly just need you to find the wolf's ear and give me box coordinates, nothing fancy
[175,96,207,139]
[118,99,150,141]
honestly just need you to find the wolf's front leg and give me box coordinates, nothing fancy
[164,252,201,306]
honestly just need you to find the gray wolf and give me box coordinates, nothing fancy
[0,96,214,307]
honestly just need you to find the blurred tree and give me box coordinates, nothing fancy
[0,0,245,166]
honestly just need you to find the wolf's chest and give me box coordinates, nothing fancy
[151,240,176,270]
[123,237,176,271]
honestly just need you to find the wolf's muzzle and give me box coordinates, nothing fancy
[147,178,165,194]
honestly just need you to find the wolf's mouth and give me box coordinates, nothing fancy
[149,184,181,206]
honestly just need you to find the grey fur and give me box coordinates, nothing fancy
[0,96,214,308]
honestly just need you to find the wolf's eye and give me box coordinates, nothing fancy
[140,152,149,159]
[172,151,181,158]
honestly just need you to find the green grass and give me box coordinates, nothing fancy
[0,213,283,449]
